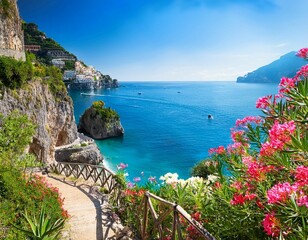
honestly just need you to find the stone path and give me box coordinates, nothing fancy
[39,173,133,240]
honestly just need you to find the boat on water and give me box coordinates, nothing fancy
[208,114,214,119]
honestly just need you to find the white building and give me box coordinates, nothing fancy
[63,70,76,80]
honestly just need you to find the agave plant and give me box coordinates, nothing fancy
[12,206,65,240]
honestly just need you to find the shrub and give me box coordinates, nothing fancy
[0,171,68,239]
[0,56,33,89]
[91,101,120,121]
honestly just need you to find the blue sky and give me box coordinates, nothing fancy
[18,0,308,81]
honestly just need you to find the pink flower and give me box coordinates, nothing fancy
[295,165,308,186]
[296,48,308,58]
[262,213,281,237]
[235,116,263,127]
[246,161,270,181]
[261,121,296,156]
[267,182,297,204]
[256,95,272,109]
[230,192,257,205]
[133,177,141,183]
[117,162,128,170]
[148,176,157,183]
[230,181,243,191]
[208,146,225,155]
[242,156,254,166]
[295,64,308,79]
[279,77,297,93]
[260,142,277,156]
[230,193,245,205]
[231,130,245,142]
[297,194,308,208]
[227,142,246,155]
[127,182,135,188]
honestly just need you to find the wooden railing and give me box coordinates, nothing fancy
[49,161,122,204]
[139,191,216,240]
[50,161,215,239]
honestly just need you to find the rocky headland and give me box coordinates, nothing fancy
[237,52,305,83]
[78,101,124,139]
[237,51,306,83]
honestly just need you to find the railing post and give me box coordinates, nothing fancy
[142,194,149,240]
[171,203,177,240]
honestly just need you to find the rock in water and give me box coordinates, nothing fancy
[78,101,124,139]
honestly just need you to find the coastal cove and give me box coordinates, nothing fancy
[69,81,278,182]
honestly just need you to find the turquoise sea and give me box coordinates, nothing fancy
[69,81,278,182]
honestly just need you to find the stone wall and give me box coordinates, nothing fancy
[0,0,25,60]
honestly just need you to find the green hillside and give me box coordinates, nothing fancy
[23,22,76,68]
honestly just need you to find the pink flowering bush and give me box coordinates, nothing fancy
[198,49,308,239]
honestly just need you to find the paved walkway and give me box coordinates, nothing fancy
[39,173,132,240]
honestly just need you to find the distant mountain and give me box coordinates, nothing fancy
[237,51,306,83]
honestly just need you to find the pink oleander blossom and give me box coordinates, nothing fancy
[235,116,263,127]
[246,161,274,182]
[227,142,247,155]
[262,213,281,237]
[208,146,225,155]
[230,181,243,191]
[295,165,308,186]
[117,162,128,170]
[260,141,274,156]
[256,95,272,109]
[230,192,257,205]
[230,193,245,205]
[296,48,308,58]
[231,130,245,142]
[269,121,296,142]
[297,194,308,208]
[295,64,308,79]
[260,121,296,156]
[267,182,297,204]
[279,77,297,93]
[242,155,254,167]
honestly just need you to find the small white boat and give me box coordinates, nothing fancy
[208,114,214,119]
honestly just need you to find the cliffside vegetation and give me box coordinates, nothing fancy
[92,100,120,121]
[0,111,68,239]
[0,0,16,18]
[0,55,33,89]
[0,54,66,97]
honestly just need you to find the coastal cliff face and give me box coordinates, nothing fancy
[78,103,124,139]
[0,79,78,163]
[0,0,25,60]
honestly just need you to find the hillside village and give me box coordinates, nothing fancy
[24,22,119,89]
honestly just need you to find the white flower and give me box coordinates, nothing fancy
[207,174,218,183]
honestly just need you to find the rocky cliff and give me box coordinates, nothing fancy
[0,79,78,163]
[78,101,124,139]
[0,0,25,60]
